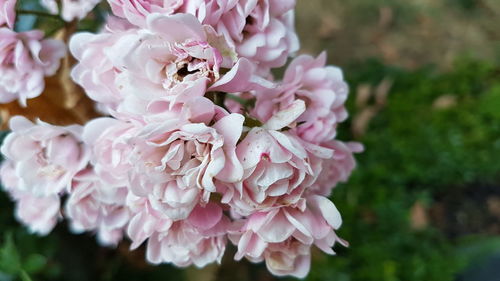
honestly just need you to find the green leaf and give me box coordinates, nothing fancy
[456,236,500,265]
[23,254,47,274]
[19,270,32,281]
[0,233,21,275]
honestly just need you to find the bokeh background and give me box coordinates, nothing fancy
[1,0,500,280]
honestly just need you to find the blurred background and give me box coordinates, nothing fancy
[1,0,500,280]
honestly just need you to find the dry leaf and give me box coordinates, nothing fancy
[487,197,500,219]
[375,78,393,106]
[352,107,377,139]
[318,16,340,39]
[410,201,428,230]
[378,6,394,29]
[355,84,372,108]
[433,94,457,110]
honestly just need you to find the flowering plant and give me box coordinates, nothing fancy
[0,0,361,277]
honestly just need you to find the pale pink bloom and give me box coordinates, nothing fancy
[41,0,101,21]
[0,160,18,191]
[220,101,333,215]
[254,52,349,143]
[82,117,139,187]
[143,202,229,267]
[66,168,130,245]
[70,28,134,112]
[126,197,228,267]
[229,195,346,278]
[128,113,244,220]
[309,140,363,197]
[16,193,60,235]
[107,0,298,71]
[0,28,65,106]
[262,240,311,278]
[108,0,183,27]
[0,161,61,235]
[126,194,173,249]
[0,0,16,28]
[0,116,89,196]
[178,0,299,70]
[210,0,299,71]
[70,13,263,119]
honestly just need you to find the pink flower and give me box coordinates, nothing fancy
[0,28,65,106]
[229,195,346,278]
[107,0,299,71]
[65,168,130,245]
[211,0,299,71]
[261,240,311,278]
[16,193,60,235]
[70,13,260,119]
[70,28,133,112]
[309,140,363,197]
[82,117,139,187]
[126,194,173,249]
[220,101,333,215]
[0,0,16,28]
[0,161,61,235]
[0,116,89,196]
[184,0,299,71]
[128,113,244,220]
[133,202,229,267]
[126,198,228,267]
[41,0,101,21]
[108,0,183,27]
[254,52,349,143]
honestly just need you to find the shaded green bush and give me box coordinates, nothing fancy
[305,57,500,281]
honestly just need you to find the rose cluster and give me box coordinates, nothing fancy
[0,0,361,277]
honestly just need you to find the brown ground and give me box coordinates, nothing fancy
[296,0,500,69]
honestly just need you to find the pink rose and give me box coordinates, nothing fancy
[70,13,259,119]
[221,101,333,215]
[213,0,299,71]
[0,161,61,235]
[309,140,363,197]
[16,193,60,235]
[0,28,65,106]
[254,52,349,143]
[200,0,299,70]
[70,29,133,112]
[108,0,183,27]
[82,117,139,187]
[143,202,229,267]
[0,116,89,196]
[126,194,173,249]
[0,0,16,28]
[128,113,244,220]
[107,0,299,71]
[41,0,101,21]
[65,168,130,245]
[126,198,228,267]
[229,195,346,278]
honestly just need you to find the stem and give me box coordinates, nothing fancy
[16,10,62,20]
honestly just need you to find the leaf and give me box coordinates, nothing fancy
[19,270,32,281]
[23,254,47,274]
[0,233,21,275]
[456,236,500,265]
[409,201,428,230]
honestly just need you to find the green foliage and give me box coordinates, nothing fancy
[0,230,59,281]
[302,57,500,281]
